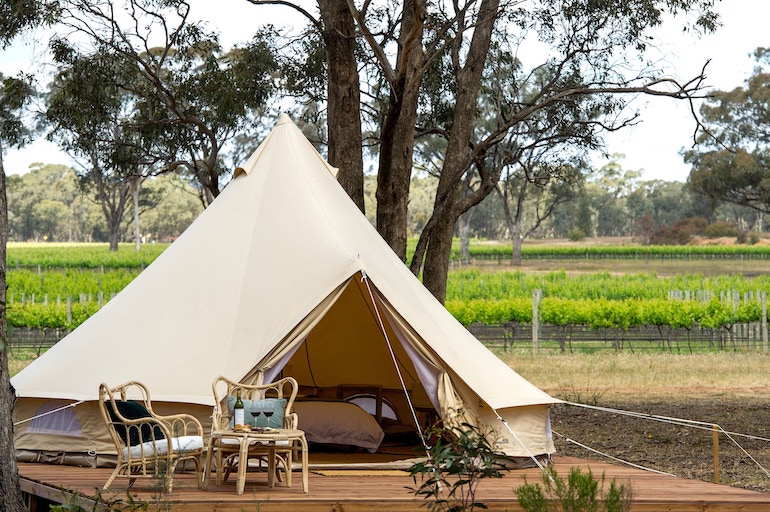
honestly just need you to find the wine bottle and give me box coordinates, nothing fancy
[234,389,245,427]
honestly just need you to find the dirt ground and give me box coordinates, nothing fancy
[549,393,770,494]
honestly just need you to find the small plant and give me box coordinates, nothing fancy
[49,488,149,511]
[409,419,511,511]
[557,385,605,406]
[516,467,633,512]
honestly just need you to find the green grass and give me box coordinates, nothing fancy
[7,242,168,269]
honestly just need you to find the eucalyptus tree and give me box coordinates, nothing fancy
[405,1,717,302]
[1,2,50,507]
[51,0,279,205]
[279,0,717,302]
[46,48,143,250]
[0,72,36,512]
[685,48,770,214]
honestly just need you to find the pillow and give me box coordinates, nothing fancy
[294,401,385,453]
[106,400,165,447]
[227,397,286,429]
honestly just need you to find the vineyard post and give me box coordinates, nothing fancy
[712,424,720,484]
[532,289,541,354]
[763,291,768,354]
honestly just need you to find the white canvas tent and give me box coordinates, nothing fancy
[12,114,559,466]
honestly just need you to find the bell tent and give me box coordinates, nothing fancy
[12,114,559,467]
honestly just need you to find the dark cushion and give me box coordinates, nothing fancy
[227,397,287,429]
[106,400,165,447]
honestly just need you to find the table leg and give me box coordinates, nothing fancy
[300,434,308,493]
[267,447,276,488]
[237,438,249,495]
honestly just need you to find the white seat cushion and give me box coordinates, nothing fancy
[123,435,204,459]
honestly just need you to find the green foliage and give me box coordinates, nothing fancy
[0,73,36,149]
[7,243,770,332]
[49,488,150,511]
[516,467,632,512]
[567,228,586,241]
[435,239,770,262]
[704,221,740,238]
[444,270,770,332]
[409,421,510,512]
[7,243,167,268]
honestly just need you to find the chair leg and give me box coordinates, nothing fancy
[103,466,122,491]
[285,449,293,488]
[196,456,205,489]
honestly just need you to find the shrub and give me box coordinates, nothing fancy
[516,466,633,512]
[704,221,740,238]
[409,420,510,511]
[567,228,586,242]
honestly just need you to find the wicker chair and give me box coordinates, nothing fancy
[98,381,205,492]
[209,376,299,488]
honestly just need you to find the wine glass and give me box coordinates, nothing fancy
[249,400,262,428]
[262,400,275,428]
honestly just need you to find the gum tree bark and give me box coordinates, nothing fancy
[0,146,26,512]
[319,0,365,212]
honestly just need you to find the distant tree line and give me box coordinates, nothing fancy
[7,154,764,248]
[6,164,202,244]
[393,160,765,247]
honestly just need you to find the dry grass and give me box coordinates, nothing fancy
[8,348,43,377]
[498,350,770,403]
[11,348,770,401]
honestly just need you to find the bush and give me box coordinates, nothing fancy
[567,228,586,242]
[516,466,633,512]
[409,420,510,511]
[704,221,740,238]
[649,217,708,245]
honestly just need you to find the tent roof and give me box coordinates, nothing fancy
[12,114,558,411]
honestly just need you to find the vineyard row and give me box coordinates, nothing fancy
[6,290,768,347]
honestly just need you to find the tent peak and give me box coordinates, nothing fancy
[277,113,294,126]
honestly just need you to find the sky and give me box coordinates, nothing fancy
[1,0,768,182]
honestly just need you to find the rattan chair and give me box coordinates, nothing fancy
[209,376,299,488]
[98,381,205,492]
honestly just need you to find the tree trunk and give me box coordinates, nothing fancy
[132,176,141,252]
[498,178,527,266]
[421,205,457,302]
[510,223,523,266]
[420,0,500,302]
[458,211,472,261]
[375,0,425,261]
[319,0,365,212]
[0,147,27,512]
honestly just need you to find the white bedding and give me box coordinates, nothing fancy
[294,401,385,453]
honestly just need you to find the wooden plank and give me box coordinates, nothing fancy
[18,456,770,512]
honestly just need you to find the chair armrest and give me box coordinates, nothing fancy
[154,412,204,438]
[284,412,298,430]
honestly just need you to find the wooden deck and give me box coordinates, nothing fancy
[19,455,770,511]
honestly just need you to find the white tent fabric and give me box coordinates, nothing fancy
[12,114,559,460]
